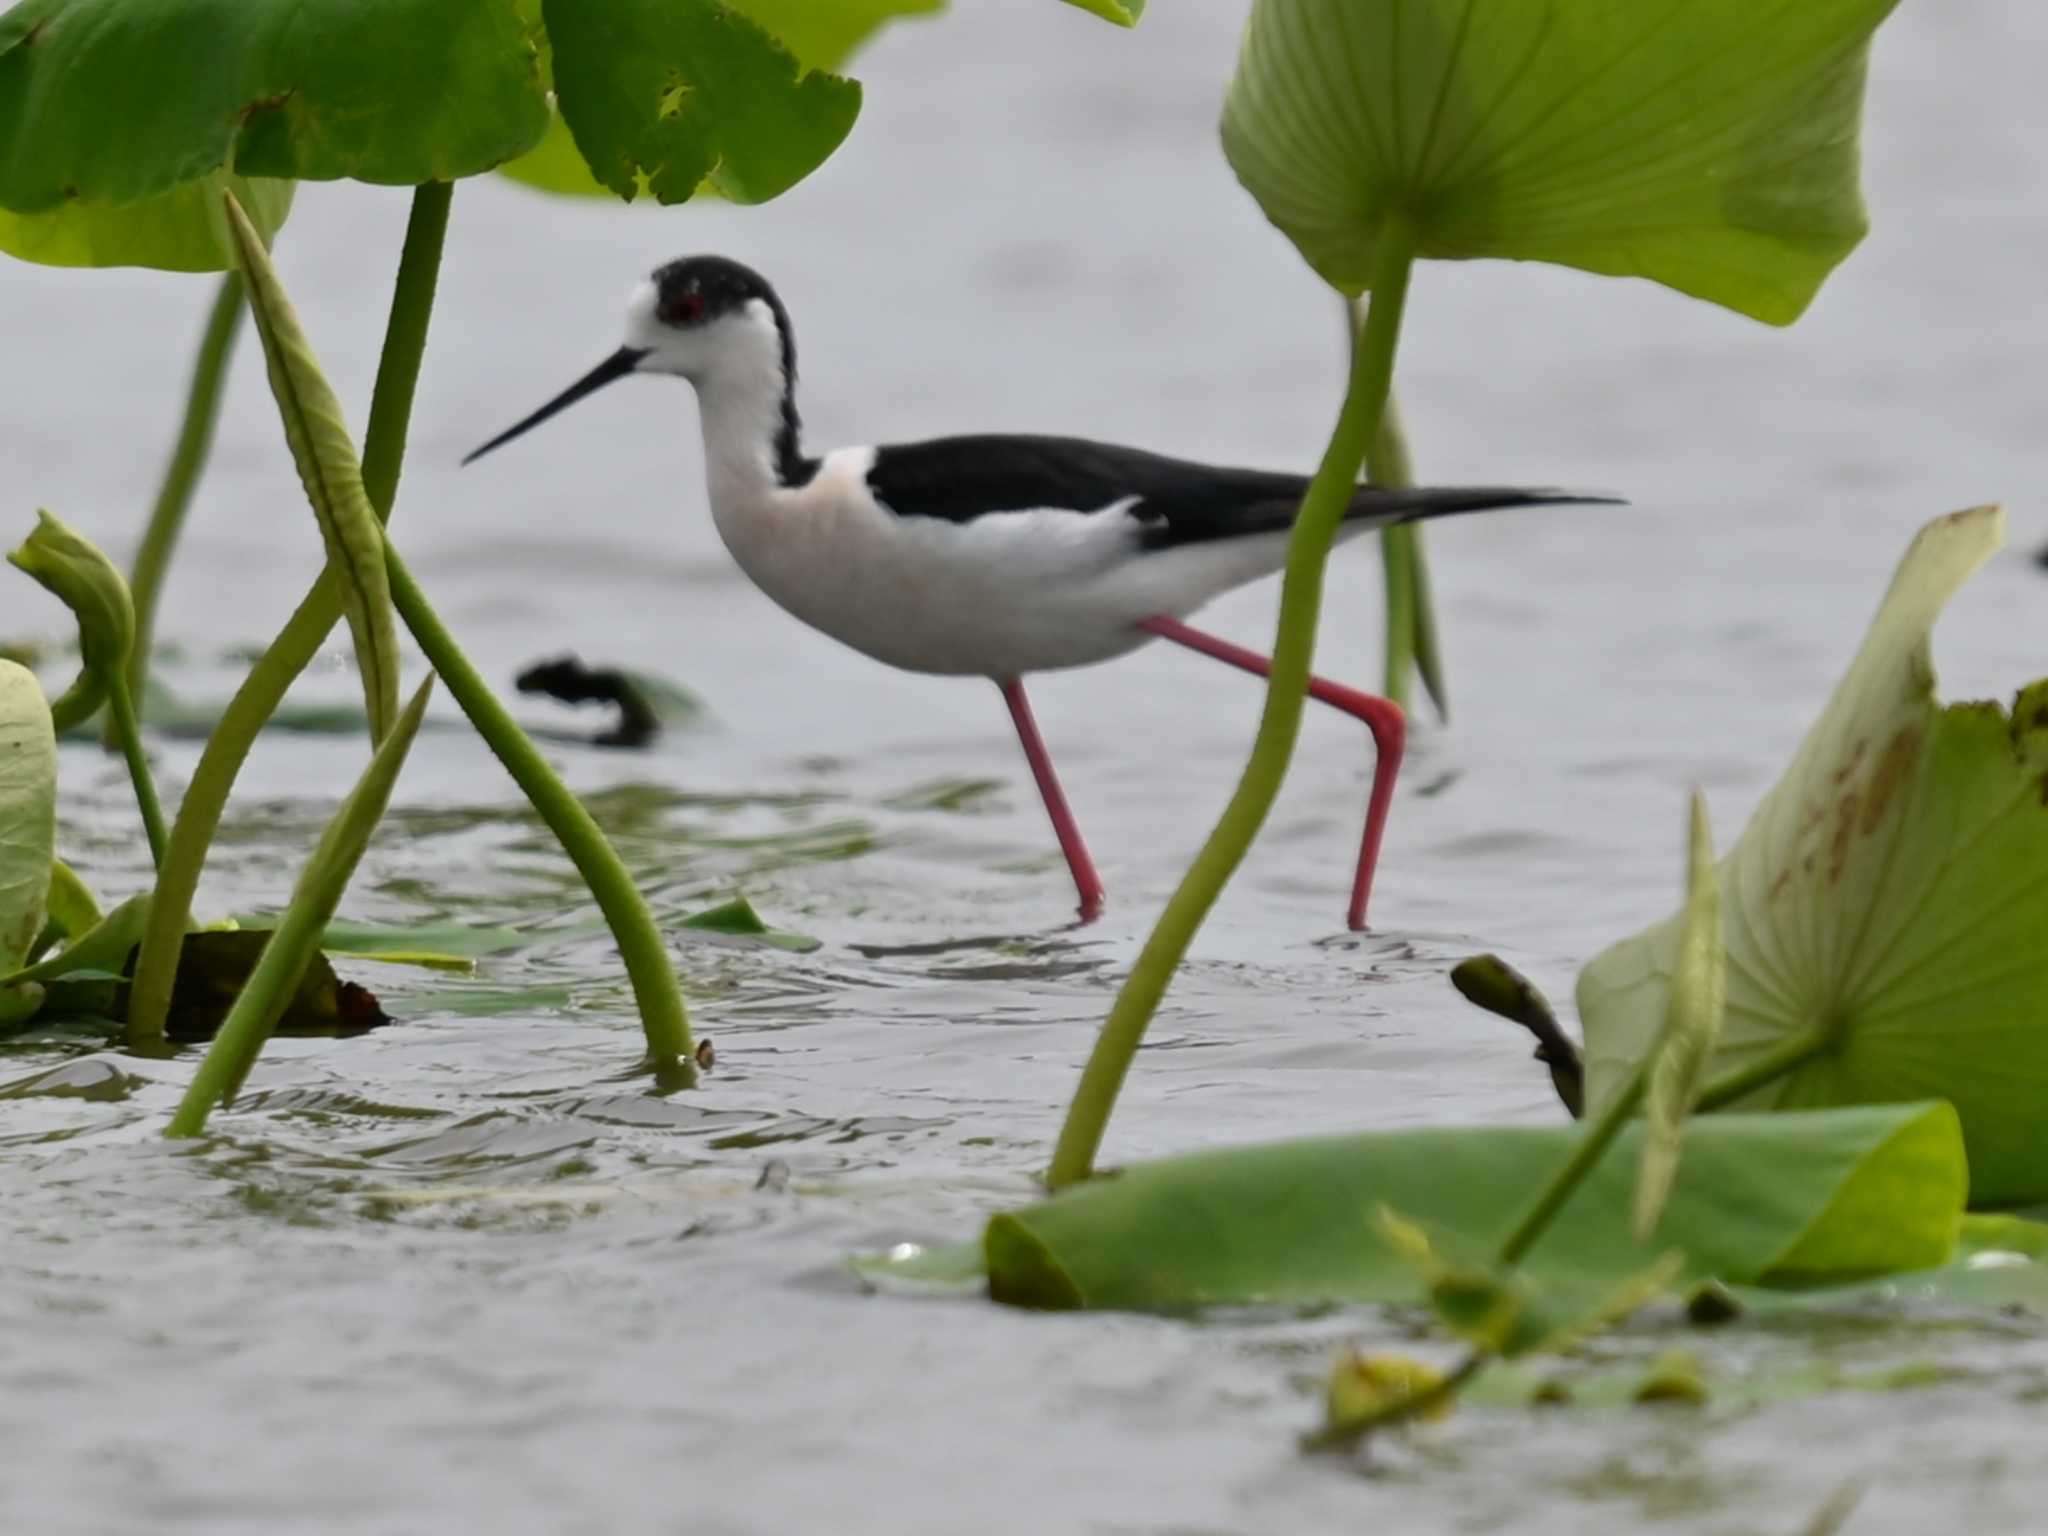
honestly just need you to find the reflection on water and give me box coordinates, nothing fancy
[4,1,2048,1531]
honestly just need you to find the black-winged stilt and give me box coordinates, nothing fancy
[467,255,1607,928]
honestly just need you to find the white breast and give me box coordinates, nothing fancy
[705,447,1295,678]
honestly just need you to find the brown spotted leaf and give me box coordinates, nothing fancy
[1581,506,2048,1205]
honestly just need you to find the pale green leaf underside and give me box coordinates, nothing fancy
[0,661,55,973]
[0,172,293,272]
[1221,0,1900,323]
[224,192,400,744]
[1580,506,2048,1206]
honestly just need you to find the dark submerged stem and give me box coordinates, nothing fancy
[1045,217,1419,1190]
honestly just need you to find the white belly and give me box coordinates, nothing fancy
[709,449,1295,677]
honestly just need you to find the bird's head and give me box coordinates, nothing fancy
[465,254,792,465]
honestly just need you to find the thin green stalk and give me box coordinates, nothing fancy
[1046,217,1419,1190]
[381,545,694,1083]
[1496,1059,1648,1269]
[125,183,453,1049]
[119,272,245,735]
[1350,297,1441,718]
[105,679,165,868]
[1696,1030,1832,1112]
[1490,1027,1831,1269]
[1379,524,1419,711]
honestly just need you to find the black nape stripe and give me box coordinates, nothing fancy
[651,254,819,489]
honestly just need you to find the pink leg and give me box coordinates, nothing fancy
[997,677,1106,922]
[1138,615,1406,932]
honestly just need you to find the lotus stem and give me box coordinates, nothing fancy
[124,183,452,1049]
[119,271,245,737]
[1495,1058,1649,1269]
[1045,216,1419,1190]
[104,677,165,868]
[381,545,695,1084]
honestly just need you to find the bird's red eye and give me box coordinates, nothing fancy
[664,292,706,325]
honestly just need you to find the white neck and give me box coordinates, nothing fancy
[679,302,805,517]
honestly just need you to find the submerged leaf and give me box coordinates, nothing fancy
[681,895,821,953]
[869,1105,1964,1312]
[542,0,861,205]
[222,190,400,743]
[1580,507,2048,1205]
[1221,0,1900,322]
[0,660,55,973]
[129,929,392,1042]
[1634,791,1725,1238]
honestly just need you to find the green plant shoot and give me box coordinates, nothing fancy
[221,191,400,744]
[8,512,164,865]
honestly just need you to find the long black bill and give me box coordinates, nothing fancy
[463,345,650,465]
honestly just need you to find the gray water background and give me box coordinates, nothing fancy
[3,4,2048,1532]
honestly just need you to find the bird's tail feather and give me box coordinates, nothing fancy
[1345,486,1624,527]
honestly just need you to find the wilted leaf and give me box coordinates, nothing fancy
[1580,507,2048,1205]
[1449,953,1583,1115]
[127,928,392,1042]
[1221,0,1899,322]
[1635,791,1725,1238]
[222,190,400,743]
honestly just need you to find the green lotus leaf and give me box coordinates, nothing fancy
[540,0,860,206]
[0,0,546,213]
[0,660,55,973]
[864,1104,1963,1311]
[224,191,400,744]
[1580,505,2048,1207]
[1220,0,1900,323]
[498,0,941,199]
[0,171,292,272]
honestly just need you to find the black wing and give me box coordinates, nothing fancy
[862,434,1602,548]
